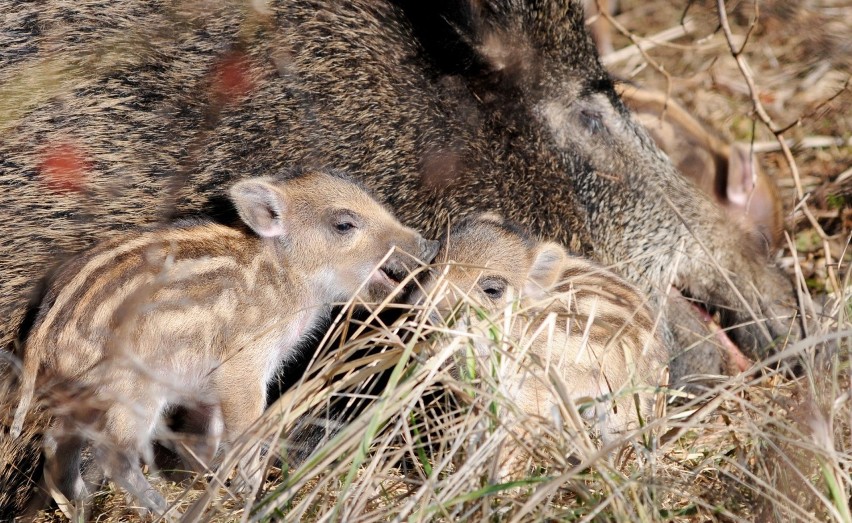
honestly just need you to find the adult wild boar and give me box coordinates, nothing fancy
[0,0,798,443]
[0,0,802,514]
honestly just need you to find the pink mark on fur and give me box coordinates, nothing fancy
[38,142,89,193]
[211,52,256,105]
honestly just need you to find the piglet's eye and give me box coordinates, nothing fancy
[479,277,507,300]
[483,287,503,299]
[331,209,361,235]
[335,221,356,233]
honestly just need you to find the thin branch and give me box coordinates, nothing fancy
[749,136,852,154]
[595,0,674,114]
[601,19,697,67]
[776,78,850,135]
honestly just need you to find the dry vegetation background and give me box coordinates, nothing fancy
[22,0,852,521]
[606,0,850,296]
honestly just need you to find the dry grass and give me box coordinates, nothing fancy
[30,292,852,521]
[605,0,851,293]
[10,0,852,521]
[35,305,846,521]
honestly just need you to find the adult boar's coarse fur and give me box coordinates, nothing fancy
[1,0,798,514]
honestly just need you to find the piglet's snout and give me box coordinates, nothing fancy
[419,238,440,264]
[375,236,438,292]
[388,234,439,268]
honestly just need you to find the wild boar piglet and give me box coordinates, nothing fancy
[11,169,439,517]
[419,214,666,475]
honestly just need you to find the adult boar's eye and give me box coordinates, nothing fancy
[579,109,606,135]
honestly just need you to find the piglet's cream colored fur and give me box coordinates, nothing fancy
[420,214,666,476]
[11,169,438,517]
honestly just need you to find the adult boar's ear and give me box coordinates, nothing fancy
[229,178,288,238]
[458,0,535,80]
[524,241,567,299]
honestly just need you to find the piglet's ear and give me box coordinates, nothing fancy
[229,178,288,238]
[523,242,567,299]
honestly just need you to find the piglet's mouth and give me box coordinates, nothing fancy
[377,263,407,288]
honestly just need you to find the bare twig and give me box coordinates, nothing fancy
[749,135,852,154]
[595,0,675,113]
[776,77,850,135]
[601,19,697,67]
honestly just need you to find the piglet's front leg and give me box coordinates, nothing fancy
[215,370,269,495]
